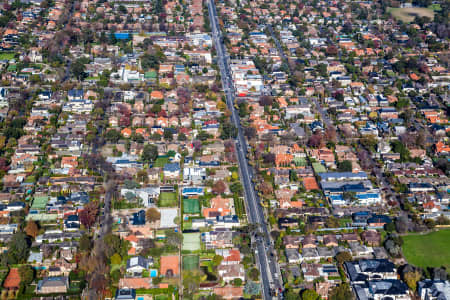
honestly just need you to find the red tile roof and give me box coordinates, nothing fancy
[160,255,179,276]
[3,268,20,289]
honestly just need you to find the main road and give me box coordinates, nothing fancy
[207,1,283,298]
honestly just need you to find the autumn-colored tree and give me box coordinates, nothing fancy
[259,182,273,196]
[307,134,324,148]
[212,180,226,194]
[404,270,421,291]
[146,208,161,223]
[0,157,9,172]
[335,251,352,265]
[24,220,39,238]
[110,253,122,265]
[79,202,99,229]
[90,273,108,296]
[324,126,337,143]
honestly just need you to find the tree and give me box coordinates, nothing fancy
[262,153,275,164]
[307,134,323,148]
[244,126,256,139]
[164,129,173,141]
[178,132,187,141]
[259,95,273,106]
[7,232,31,264]
[432,267,448,280]
[141,144,158,163]
[220,123,238,140]
[395,216,409,233]
[329,283,353,300]
[335,251,352,265]
[284,290,300,300]
[79,202,99,229]
[79,234,91,251]
[146,208,161,223]
[324,126,337,143]
[24,220,39,239]
[18,265,35,285]
[384,239,402,257]
[212,255,223,267]
[70,58,87,81]
[105,129,121,143]
[360,135,378,152]
[212,180,226,194]
[230,182,243,195]
[301,289,319,300]
[110,253,122,265]
[42,244,53,258]
[232,278,242,287]
[248,268,260,281]
[385,222,396,233]
[404,270,421,291]
[140,53,162,70]
[259,181,273,196]
[165,230,183,247]
[326,216,339,228]
[337,160,352,172]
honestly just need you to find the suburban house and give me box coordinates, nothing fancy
[126,256,154,276]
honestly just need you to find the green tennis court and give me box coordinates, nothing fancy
[183,255,199,271]
[31,196,48,210]
[183,198,200,214]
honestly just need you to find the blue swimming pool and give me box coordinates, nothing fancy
[114,33,130,40]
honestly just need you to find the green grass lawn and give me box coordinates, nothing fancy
[159,192,177,207]
[0,52,15,60]
[428,3,441,11]
[154,157,169,167]
[402,229,450,269]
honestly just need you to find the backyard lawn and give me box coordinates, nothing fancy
[154,157,169,168]
[159,192,177,207]
[402,229,450,269]
[0,52,15,60]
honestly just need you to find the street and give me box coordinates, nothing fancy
[207,1,283,298]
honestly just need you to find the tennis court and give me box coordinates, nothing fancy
[183,255,199,271]
[31,196,49,210]
[183,198,200,214]
[182,232,201,251]
[159,192,177,207]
